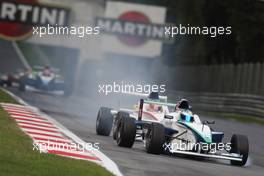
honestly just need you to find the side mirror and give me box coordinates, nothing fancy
[164,115,174,119]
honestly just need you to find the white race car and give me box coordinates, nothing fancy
[96,92,249,166]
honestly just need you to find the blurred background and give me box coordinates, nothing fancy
[0,0,264,119]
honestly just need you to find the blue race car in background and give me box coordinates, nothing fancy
[19,66,71,96]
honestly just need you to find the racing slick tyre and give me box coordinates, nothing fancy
[145,123,165,154]
[6,80,12,87]
[113,111,129,140]
[96,107,114,136]
[230,134,249,166]
[116,116,136,148]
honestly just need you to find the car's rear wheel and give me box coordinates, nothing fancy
[230,134,249,166]
[96,107,113,136]
[145,123,165,154]
[116,116,136,148]
[113,111,129,140]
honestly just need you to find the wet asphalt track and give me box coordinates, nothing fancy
[7,88,264,176]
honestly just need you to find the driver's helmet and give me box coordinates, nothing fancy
[176,99,190,110]
[42,66,52,76]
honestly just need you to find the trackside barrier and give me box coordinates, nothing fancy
[167,90,264,118]
[162,63,264,96]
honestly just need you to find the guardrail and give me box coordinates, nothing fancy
[162,63,264,96]
[167,90,264,118]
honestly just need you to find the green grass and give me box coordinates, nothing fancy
[0,89,18,104]
[0,89,113,176]
[200,111,264,125]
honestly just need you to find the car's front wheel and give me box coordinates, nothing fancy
[96,107,113,136]
[230,134,249,166]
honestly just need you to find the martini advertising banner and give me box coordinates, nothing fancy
[0,0,69,40]
[96,1,167,58]
[0,0,102,60]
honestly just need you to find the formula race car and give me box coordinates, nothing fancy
[96,92,249,166]
[0,70,26,87]
[0,74,11,87]
[18,66,71,96]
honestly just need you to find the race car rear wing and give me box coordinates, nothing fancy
[138,99,177,121]
[144,100,177,107]
[33,66,61,73]
[121,91,167,101]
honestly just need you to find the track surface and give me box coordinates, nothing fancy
[6,88,264,176]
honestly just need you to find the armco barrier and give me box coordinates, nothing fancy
[167,90,264,118]
[161,63,264,96]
